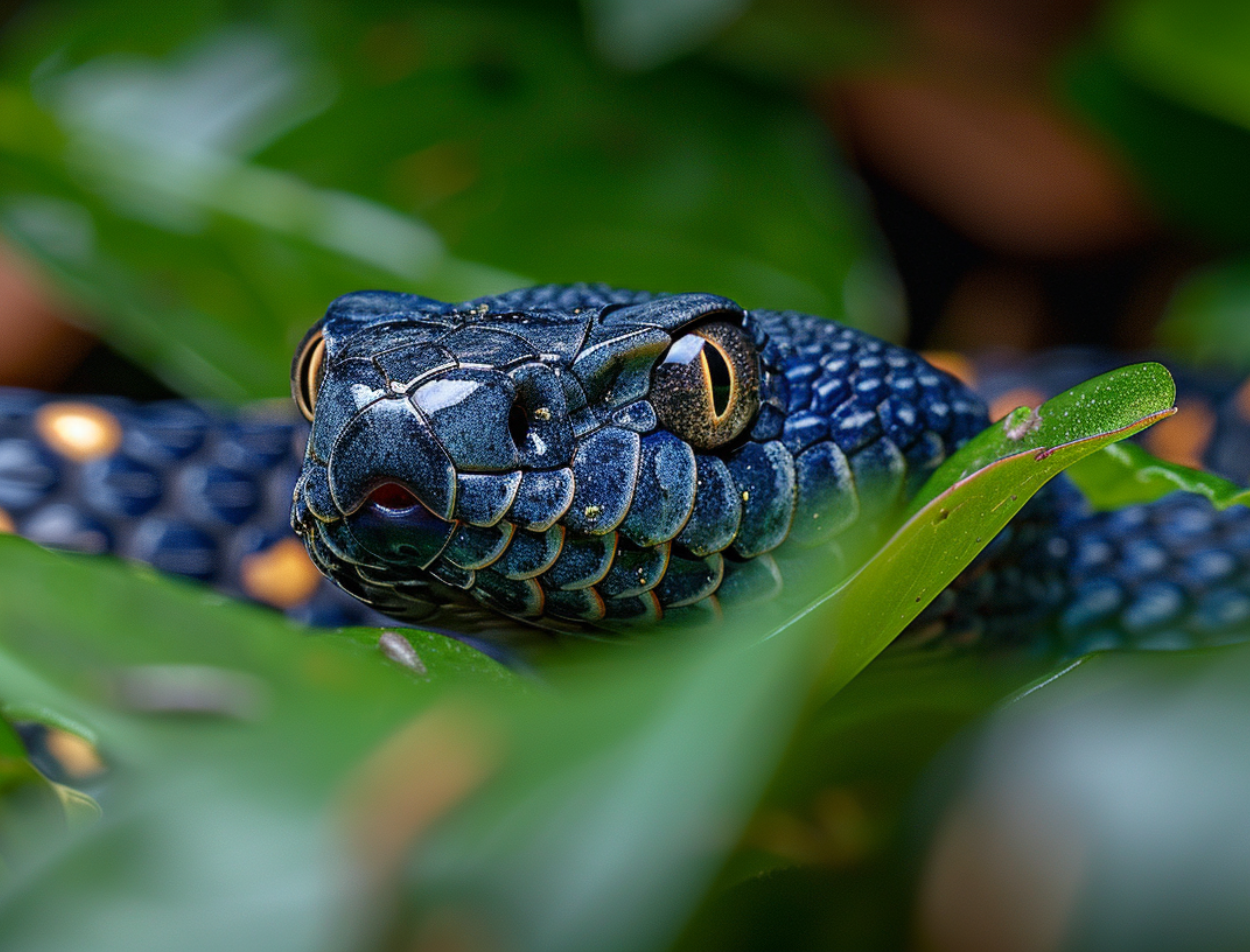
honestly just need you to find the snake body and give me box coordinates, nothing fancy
[3,284,1250,655]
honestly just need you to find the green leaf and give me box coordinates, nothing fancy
[922,639,1250,949]
[1108,0,1250,133]
[812,362,1176,695]
[0,719,23,760]
[0,533,520,950]
[1157,255,1250,368]
[0,715,101,875]
[1061,3,1250,245]
[1067,440,1250,511]
[391,363,1176,952]
[581,0,749,70]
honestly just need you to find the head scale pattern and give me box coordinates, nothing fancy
[291,284,987,629]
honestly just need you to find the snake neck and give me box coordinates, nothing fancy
[903,474,1250,655]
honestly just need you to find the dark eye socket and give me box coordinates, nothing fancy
[293,330,326,423]
[650,321,760,450]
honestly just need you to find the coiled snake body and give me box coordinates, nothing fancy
[3,285,1249,656]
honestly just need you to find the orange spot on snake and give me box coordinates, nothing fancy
[240,538,323,608]
[989,388,1047,423]
[45,729,106,780]
[1143,396,1215,469]
[1234,377,1250,424]
[36,402,122,462]
[921,351,977,387]
[0,508,12,534]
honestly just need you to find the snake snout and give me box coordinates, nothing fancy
[327,397,456,520]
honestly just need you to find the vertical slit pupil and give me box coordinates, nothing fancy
[508,402,530,447]
[704,343,733,418]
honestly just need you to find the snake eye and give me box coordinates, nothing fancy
[293,329,326,423]
[650,321,760,450]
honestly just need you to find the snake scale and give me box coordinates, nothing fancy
[3,283,1250,657]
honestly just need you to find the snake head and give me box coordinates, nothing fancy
[290,285,985,629]
[288,285,779,626]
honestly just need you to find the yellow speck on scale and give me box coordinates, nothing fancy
[584,504,602,520]
[240,538,323,608]
[36,402,123,462]
[741,491,750,502]
[533,407,552,421]
[0,508,13,533]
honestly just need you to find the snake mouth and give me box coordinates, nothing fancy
[367,481,427,514]
[337,480,458,570]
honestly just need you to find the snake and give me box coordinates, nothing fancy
[3,283,1249,657]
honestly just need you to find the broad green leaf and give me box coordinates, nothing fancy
[0,534,520,951]
[391,363,1175,952]
[1067,440,1250,511]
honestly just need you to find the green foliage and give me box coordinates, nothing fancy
[1157,255,1250,368]
[822,363,1175,695]
[928,642,1250,950]
[0,0,892,401]
[1063,0,1250,245]
[0,363,1174,950]
[0,1,1240,947]
[1068,440,1250,511]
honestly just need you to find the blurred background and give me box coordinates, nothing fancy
[4,1,1250,951]
[3,0,1249,404]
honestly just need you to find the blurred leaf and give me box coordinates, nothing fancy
[0,712,101,878]
[582,0,750,70]
[0,534,519,951]
[1062,6,1250,245]
[49,783,102,830]
[0,0,891,400]
[706,0,894,87]
[1157,255,1250,367]
[0,719,23,760]
[1108,0,1250,133]
[1067,440,1250,511]
[917,640,1250,951]
[391,363,1174,952]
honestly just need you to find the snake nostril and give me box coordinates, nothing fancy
[368,482,421,512]
[508,401,530,449]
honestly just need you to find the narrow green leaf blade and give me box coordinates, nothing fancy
[818,362,1176,695]
[1067,440,1250,510]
